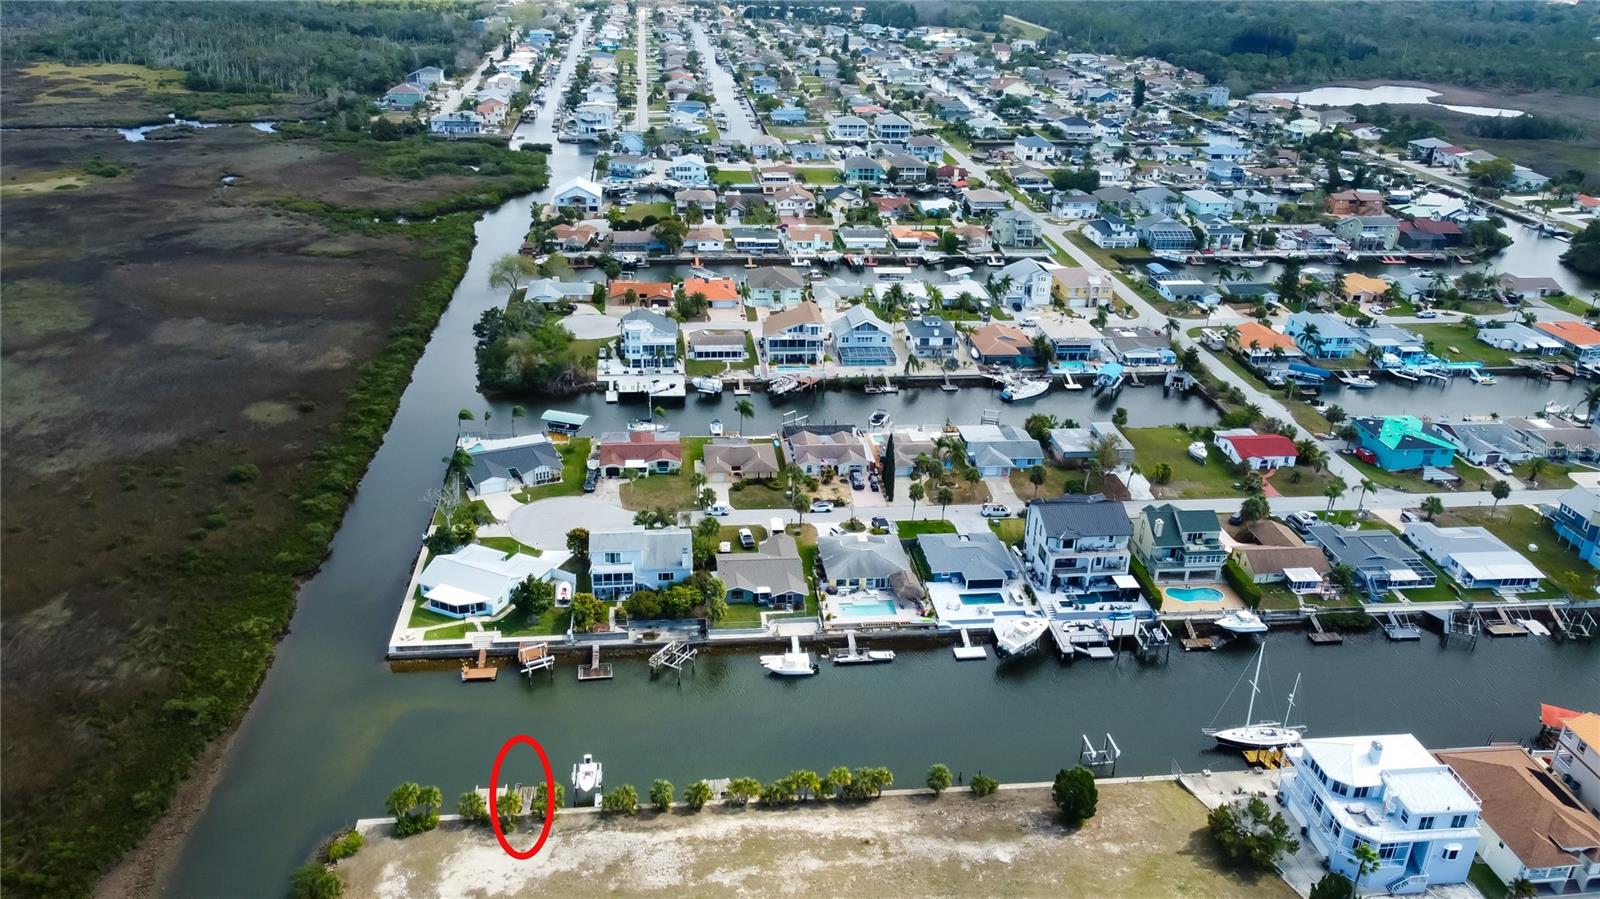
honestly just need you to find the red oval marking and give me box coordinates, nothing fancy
[488,734,558,859]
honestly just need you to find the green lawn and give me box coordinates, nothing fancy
[1008,462,1115,501]
[1264,464,1352,499]
[1435,505,1596,598]
[477,535,542,557]
[794,166,840,185]
[713,168,755,185]
[1042,236,1080,268]
[1341,453,1496,494]
[728,477,788,509]
[1065,231,1151,273]
[1468,861,1508,899]
[499,607,572,637]
[1123,427,1248,499]
[558,337,612,374]
[988,517,1026,547]
[614,201,671,225]
[712,602,766,628]
[717,524,769,552]
[894,519,957,538]
[1409,322,1521,366]
[619,436,708,512]
[1542,292,1598,318]
[513,438,591,504]
[1511,458,1587,490]
[408,592,460,630]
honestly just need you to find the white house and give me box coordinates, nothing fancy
[666,154,710,187]
[573,102,617,136]
[1013,134,1057,164]
[430,111,485,136]
[1022,494,1136,599]
[1402,522,1544,592]
[1280,734,1480,895]
[417,544,569,619]
[993,258,1054,311]
[619,309,679,372]
[459,434,564,496]
[1213,429,1298,470]
[828,115,870,141]
[588,529,693,600]
[553,177,604,213]
[874,113,911,141]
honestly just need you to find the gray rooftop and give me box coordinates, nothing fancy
[818,532,912,581]
[917,532,1018,584]
[1030,494,1134,539]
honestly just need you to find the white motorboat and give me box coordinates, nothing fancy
[1001,378,1049,402]
[708,418,724,436]
[692,376,724,395]
[1215,609,1270,635]
[628,419,666,432]
[994,617,1049,657]
[760,636,818,676]
[867,408,892,430]
[1468,368,1495,385]
[572,754,603,794]
[1237,259,1265,269]
[1203,648,1305,750]
[1338,372,1377,389]
[767,375,801,396]
[1187,441,1209,463]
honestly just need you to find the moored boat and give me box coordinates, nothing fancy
[628,418,666,432]
[708,418,724,436]
[995,617,1049,657]
[692,376,724,395]
[1001,378,1049,402]
[1203,648,1304,750]
[572,754,603,794]
[1216,609,1269,635]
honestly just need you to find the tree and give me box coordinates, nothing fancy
[1309,872,1354,899]
[1508,878,1537,899]
[1352,841,1380,888]
[1525,456,1547,488]
[1024,412,1059,443]
[1051,766,1098,827]
[1323,478,1347,514]
[1112,406,1129,427]
[734,398,755,436]
[926,763,953,795]
[570,592,607,632]
[1490,478,1512,516]
[654,217,688,254]
[1151,462,1173,485]
[1354,478,1375,516]
[1421,495,1444,521]
[970,773,999,797]
[566,527,590,561]
[685,780,713,811]
[1028,464,1047,497]
[531,782,563,819]
[511,575,555,623]
[907,480,925,519]
[725,777,761,806]
[510,404,526,436]
[387,782,442,837]
[789,769,823,801]
[826,767,853,800]
[1240,492,1271,523]
[288,863,342,899]
[488,252,539,291]
[649,779,675,812]
[1563,222,1600,276]
[456,407,474,437]
[1131,75,1146,108]
[1206,796,1300,871]
[937,486,954,521]
[601,784,639,815]
[457,790,489,824]
[495,788,523,833]
[1467,157,1515,188]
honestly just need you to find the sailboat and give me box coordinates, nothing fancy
[1202,646,1305,750]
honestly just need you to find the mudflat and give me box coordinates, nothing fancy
[336,782,1295,898]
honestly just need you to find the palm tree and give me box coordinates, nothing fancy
[457,408,474,437]
[1352,842,1380,889]
[1525,456,1547,488]
[1354,478,1375,516]
[1421,495,1444,521]
[1323,478,1347,514]
[734,398,755,436]
[510,405,527,436]
[483,409,493,436]
[903,353,924,376]
[1028,465,1046,497]
[907,480,925,519]
[1584,384,1600,423]
[1490,478,1512,516]
[936,486,954,521]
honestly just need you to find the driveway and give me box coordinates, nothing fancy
[506,495,634,549]
[563,306,621,339]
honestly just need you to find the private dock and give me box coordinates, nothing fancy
[1381,612,1423,641]
[1484,606,1529,638]
[951,627,987,660]
[1179,618,1216,652]
[648,640,697,677]
[1050,620,1115,660]
[1132,619,1172,661]
[1553,607,1595,640]
[1306,613,1344,645]
[461,648,498,682]
[829,631,895,665]
[518,643,555,679]
[577,643,614,681]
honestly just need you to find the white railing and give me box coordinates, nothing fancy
[1387,873,1427,894]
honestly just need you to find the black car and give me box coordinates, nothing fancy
[582,468,599,493]
[870,516,892,531]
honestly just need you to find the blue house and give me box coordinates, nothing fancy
[615,131,647,155]
[1353,416,1457,472]
[749,75,781,95]
[1550,486,1600,570]
[770,105,807,124]
[830,305,895,366]
[669,100,708,118]
[1285,313,1361,359]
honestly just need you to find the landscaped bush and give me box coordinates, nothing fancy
[601,784,638,816]
[969,773,999,797]
[288,862,342,899]
[1222,558,1262,608]
[324,830,364,862]
[649,779,675,812]
[1130,556,1162,610]
[926,764,952,795]
[684,780,713,811]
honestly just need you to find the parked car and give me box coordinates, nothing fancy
[1415,310,1438,319]
[870,516,891,530]
[1228,510,1243,526]
[706,502,732,517]
[583,469,599,493]
[810,499,834,513]
[738,527,755,549]
[1354,447,1377,465]
[1494,461,1513,475]
[849,470,866,489]
[1287,510,1317,534]
[980,502,1010,518]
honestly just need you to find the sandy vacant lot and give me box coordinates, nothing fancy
[337,782,1295,898]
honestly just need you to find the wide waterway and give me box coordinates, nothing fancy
[164,26,1599,899]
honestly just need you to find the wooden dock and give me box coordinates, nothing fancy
[1381,612,1422,641]
[461,648,498,682]
[1306,613,1344,645]
[1484,606,1529,638]
[1179,618,1215,652]
[577,643,614,681]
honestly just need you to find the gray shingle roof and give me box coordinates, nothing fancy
[1030,494,1133,540]
[818,532,911,581]
[917,532,1016,583]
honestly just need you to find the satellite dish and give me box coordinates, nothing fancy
[1527,543,1539,553]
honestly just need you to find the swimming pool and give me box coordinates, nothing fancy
[1166,587,1224,603]
[839,599,897,618]
[959,592,1006,606]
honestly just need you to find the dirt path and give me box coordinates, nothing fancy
[335,782,1295,898]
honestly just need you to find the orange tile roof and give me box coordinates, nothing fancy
[1537,320,1600,347]
[608,280,673,301]
[1342,273,1390,299]
[1566,711,1600,747]
[682,277,739,302]
[1232,322,1299,353]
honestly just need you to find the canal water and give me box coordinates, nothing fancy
[164,25,1600,899]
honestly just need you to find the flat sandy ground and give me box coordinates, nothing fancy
[336,782,1296,898]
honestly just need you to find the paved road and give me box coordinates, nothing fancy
[691,21,759,142]
[634,6,649,129]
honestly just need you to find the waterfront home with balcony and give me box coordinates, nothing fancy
[831,305,895,366]
[619,309,679,372]
[762,301,826,365]
[1536,320,1600,364]
[1285,312,1361,359]
[1229,322,1304,370]
[589,529,693,600]
[1548,486,1600,570]
[1554,712,1600,818]
[1352,416,1457,472]
[1023,494,1135,599]
[746,266,806,308]
[1306,524,1435,596]
[1403,522,1545,592]
[904,315,958,360]
[1132,504,1225,583]
[1280,734,1480,895]
[967,322,1036,366]
[718,532,807,610]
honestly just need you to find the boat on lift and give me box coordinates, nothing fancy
[1237,259,1265,269]
[1468,368,1496,385]
[995,617,1049,657]
[867,409,892,430]
[760,635,818,677]
[1216,609,1270,635]
[1001,378,1049,402]
[572,754,604,795]
[692,376,724,395]
[708,418,724,436]
[628,418,667,432]
[1338,372,1377,389]
[767,374,801,396]
[1203,647,1305,750]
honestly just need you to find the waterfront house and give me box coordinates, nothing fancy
[746,266,806,308]
[1213,429,1297,471]
[883,427,943,479]
[1012,134,1058,164]
[782,224,833,253]
[1352,416,1456,472]
[1555,713,1600,817]
[1360,323,1428,363]
[1037,317,1105,362]
[818,532,913,592]
[1399,218,1463,250]
[994,258,1054,310]
[992,210,1041,250]
[784,424,869,476]
[962,188,1011,215]
[838,226,889,251]
[828,115,870,142]
[956,424,1044,477]
[1053,189,1098,220]
[596,430,682,478]
[1498,274,1564,302]
[1230,322,1303,370]
[831,305,895,367]
[1046,422,1134,468]
[1285,312,1361,359]
[459,435,562,496]
[1084,215,1138,249]
[417,544,567,619]
[1231,189,1282,218]
[917,532,1019,589]
[1548,486,1600,571]
[610,229,664,256]
[967,322,1036,367]
[686,329,747,363]
[762,302,825,365]
[1022,494,1135,597]
[1477,322,1565,355]
[523,278,594,307]
[608,155,655,181]
[430,111,484,136]
[1134,186,1182,217]
[1280,734,1480,895]
[1510,418,1600,461]
[1230,520,1329,589]
[553,177,604,213]
[843,157,885,185]
[1132,504,1225,584]
[619,309,679,372]
[674,187,717,214]
[1326,189,1386,216]
[717,532,807,609]
[589,528,693,600]
[904,315,958,360]
[701,439,779,484]
[873,113,911,142]
[1219,282,1282,306]
[1403,522,1544,592]
[667,157,710,188]
[1334,215,1401,251]
[1009,165,1052,193]
[1424,420,1533,466]
[906,135,944,164]
[1135,215,1196,252]
[731,226,783,255]
[1181,188,1232,218]
[681,276,741,310]
[1536,321,1600,364]
[1436,744,1600,898]
[1106,330,1178,369]
[1305,524,1435,595]
[608,279,674,308]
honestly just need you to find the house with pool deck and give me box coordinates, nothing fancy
[1131,503,1225,584]
[1022,494,1136,599]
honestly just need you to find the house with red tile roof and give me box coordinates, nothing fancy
[1213,429,1298,470]
[597,431,683,477]
[1536,320,1600,363]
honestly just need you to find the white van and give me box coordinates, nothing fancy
[981,503,1011,518]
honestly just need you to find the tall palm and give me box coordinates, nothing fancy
[907,480,925,519]
[1584,385,1600,423]
[937,486,954,521]
[1323,478,1346,514]
[483,409,493,436]
[1525,457,1547,488]
[1355,478,1375,516]
[903,354,924,376]
[510,404,527,436]
[457,408,475,438]
[734,398,755,436]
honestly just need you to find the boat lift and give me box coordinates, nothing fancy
[648,640,697,680]
[1080,733,1121,776]
[518,643,556,679]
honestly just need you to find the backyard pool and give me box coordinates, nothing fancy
[1165,587,1225,603]
[839,599,897,618]
[959,592,1006,606]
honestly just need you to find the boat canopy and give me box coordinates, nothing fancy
[541,409,591,431]
[1288,361,1329,381]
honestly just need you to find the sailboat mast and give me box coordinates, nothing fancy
[1285,672,1301,728]
[1244,645,1263,726]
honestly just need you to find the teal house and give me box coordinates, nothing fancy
[1353,416,1456,471]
